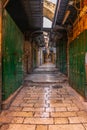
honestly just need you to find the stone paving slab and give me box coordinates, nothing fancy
[2,124,36,130]
[49,124,85,130]
[0,63,87,130]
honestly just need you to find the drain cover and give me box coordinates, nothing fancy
[52,85,63,89]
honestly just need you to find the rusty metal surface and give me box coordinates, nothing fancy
[56,40,67,75]
[2,10,24,100]
[69,30,87,97]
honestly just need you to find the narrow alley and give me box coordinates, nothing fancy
[0,63,87,130]
[1,0,87,130]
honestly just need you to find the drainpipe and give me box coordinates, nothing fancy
[0,0,2,110]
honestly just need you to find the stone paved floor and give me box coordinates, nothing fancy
[0,63,87,130]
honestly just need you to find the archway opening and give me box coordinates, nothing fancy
[43,17,52,28]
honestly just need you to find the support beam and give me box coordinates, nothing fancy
[0,0,2,110]
[52,0,61,28]
[2,0,9,7]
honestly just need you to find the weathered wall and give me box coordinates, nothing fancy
[24,40,32,74]
[2,10,24,100]
[23,40,40,74]
[51,52,56,64]
[32,42,38,69]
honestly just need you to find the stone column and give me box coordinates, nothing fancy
[0,0,2,110]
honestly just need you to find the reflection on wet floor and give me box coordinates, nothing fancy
[0,63,87,130]
[25,63,68,83]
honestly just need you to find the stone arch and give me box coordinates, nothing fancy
[43,0,56,21]
[3,0,56,22]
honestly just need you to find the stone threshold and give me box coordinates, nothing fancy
[1,85,23,110]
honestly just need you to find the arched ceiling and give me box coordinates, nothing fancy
[43,0,56,21]
[3,0,56,22]
[3,0,81,30]
[3,0,56,33]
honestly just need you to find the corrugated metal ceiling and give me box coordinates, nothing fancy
[6,0,43,32]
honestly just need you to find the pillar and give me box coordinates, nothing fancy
[24,40,32,74]
[0,0,2,109]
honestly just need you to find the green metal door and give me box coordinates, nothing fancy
[2,10,24,100]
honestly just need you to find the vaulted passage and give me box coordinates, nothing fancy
[0,0,87,129]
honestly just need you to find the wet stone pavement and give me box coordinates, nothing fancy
[1,63,87,130]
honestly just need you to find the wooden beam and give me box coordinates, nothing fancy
[2,0,9,8]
